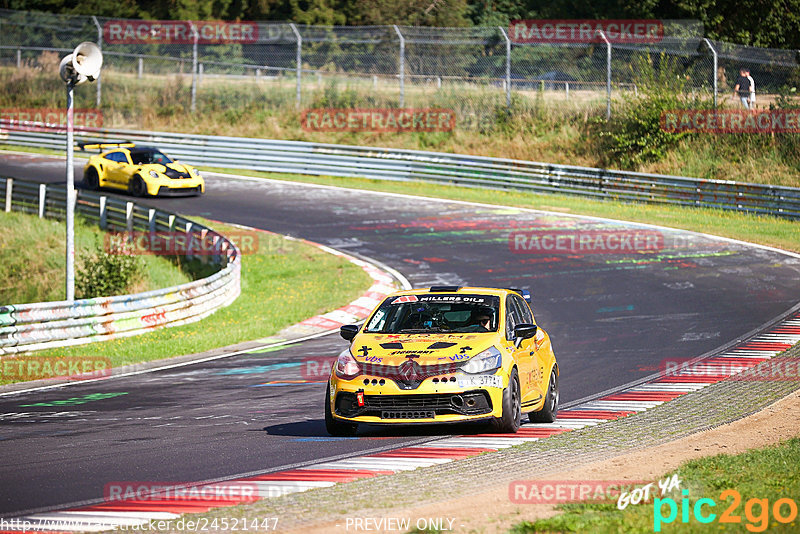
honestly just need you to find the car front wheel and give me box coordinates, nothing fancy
[493,368,521,433]
[131,175,147,197]
[530,368,559,423]
[84,167,99,190]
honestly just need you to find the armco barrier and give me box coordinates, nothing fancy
[0,178,240,355]
[2,121,800,219]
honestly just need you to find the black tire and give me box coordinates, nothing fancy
[325,385,358,437]
[530,368,559,423]
[493,368,521,433]
[130,175,147,197]
[84,167,99,190]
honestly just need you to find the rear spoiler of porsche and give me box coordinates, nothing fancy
[77,142,135,151]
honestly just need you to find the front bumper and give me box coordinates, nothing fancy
[329,374,506,425]
[145,177,204,196]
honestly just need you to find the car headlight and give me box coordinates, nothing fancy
[149,170,159,178]
[460,346,502,374]
[334,348,361,380]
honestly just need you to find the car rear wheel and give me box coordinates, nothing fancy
[530,368,559,423]
[325,385,358,437]
[493,368,521,433]
[131,175,147,197]
[84,167,99,190]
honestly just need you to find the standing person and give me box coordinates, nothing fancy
[733,67,752,109]
[746,68,755,108]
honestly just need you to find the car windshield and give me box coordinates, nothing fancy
[364,294,500,334]
[130,150,172,165]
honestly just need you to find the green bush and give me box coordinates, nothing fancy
[76,239,145,299]
[593,53,711,168]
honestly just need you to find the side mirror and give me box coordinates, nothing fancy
[514,323,538,340]
[340,324,360,341]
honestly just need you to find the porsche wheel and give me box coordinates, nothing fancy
[530,368,559,423]
[84,167,99,190]
[131,175,147,197]
[493,368,521,433]
[325,385,358,437]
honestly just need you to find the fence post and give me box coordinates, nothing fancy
[92,16,102,108]
[148,208,156,234]
[703,38,718,109]
[565,81,569,100]
[596,30,612,120]
[138,56,143,78]
[99,196,107,229]
[198,63,204,84]
[289,23,302,108]
[126,201,134,236]
[189,21,198,113]
[39,183,46,218]
[393,25,405,107]
[5,178,12,212]
[16,49,21,68]
[498,27,511,108]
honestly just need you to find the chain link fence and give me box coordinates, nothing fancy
[2,9,800,130]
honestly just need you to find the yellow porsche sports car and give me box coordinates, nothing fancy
[80,143,204,197]
[326,286,559,435]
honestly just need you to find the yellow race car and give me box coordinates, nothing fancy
[326,286,559,435]
[80,143,204,197]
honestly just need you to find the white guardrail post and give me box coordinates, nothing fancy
[0,182,241,355]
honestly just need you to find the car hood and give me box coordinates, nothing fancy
[144,162,193,174]
[350,333,497,367]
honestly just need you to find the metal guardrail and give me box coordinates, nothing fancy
[2,122,800,219]
[0,177,241,355]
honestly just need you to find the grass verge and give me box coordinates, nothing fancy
[0,210,191,304]
[511,437,800,533]
[1,217,373,385]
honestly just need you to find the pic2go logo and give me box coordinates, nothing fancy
[654,489,799,532]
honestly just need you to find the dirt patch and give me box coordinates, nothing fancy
[288,388,800,534]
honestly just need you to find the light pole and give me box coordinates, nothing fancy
[59,42,103,302]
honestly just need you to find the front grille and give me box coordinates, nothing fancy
[335,391,492,419]
[360,361,462,390]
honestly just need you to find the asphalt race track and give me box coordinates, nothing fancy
[1,153,800,516]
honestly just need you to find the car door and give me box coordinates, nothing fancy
[517,295,550,403]
[505,295,537,406]
[103,151,131,188]
[509,294,544,407]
